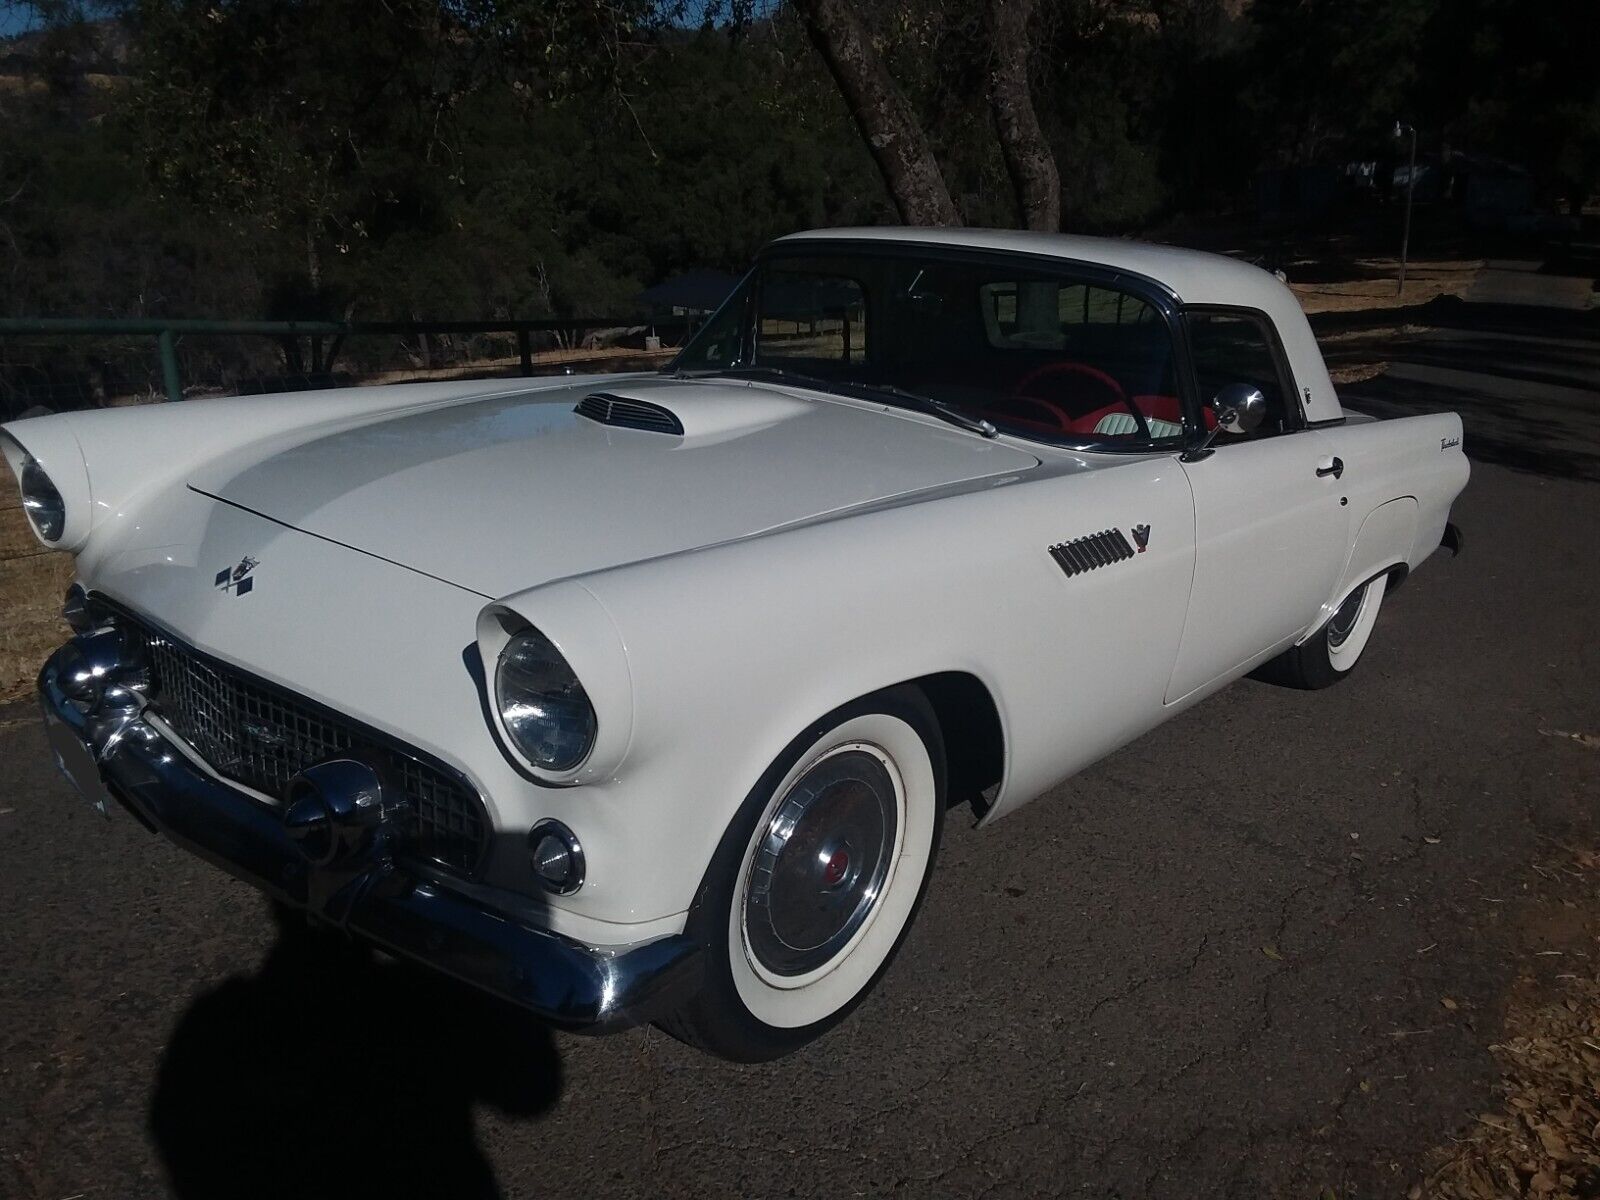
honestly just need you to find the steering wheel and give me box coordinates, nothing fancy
[1013,361,1149,440]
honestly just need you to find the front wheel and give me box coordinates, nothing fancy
[659,687,946,1061]
[1252,574,1388,690]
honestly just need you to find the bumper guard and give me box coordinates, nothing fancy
[38,642,702,1034]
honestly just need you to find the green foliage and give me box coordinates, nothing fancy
[1245,0,1437,163]
[0,85,261,319]
[1417,0,1600,206]
[0,0,1594,337]
[1,5,886,322]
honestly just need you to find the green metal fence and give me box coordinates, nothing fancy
[0,315,699,418]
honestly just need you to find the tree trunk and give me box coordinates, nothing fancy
[986,0,1061,232]
[304,223,322,291]
[790,0,960,227]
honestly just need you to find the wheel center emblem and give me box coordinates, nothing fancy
[823,848,850,887]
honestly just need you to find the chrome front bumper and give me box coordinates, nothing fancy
[38,642,702,1034]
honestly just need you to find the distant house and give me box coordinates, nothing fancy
[637,270,740,318]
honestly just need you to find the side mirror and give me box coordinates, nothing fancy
[1211,383,1267,434]
[1180,383,1268,462]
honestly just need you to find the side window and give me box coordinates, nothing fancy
[1187,311,1296,438]
[756,271,868,367]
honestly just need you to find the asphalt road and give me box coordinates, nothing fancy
[2,293,1598,1199]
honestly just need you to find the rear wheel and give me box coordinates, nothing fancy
[1252,574,1388,690]
[659,687,945,1061]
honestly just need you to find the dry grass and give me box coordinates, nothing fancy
[1290,258,1484,315]
[1328,361,1390,386]
[1419,847,1600,1199]
[354,345,674,389]
[0,498,71,704]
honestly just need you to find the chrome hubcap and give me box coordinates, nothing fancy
[1327,585,1366,648]
[744,748,898,977]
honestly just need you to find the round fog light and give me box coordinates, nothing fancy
[528,820,584,895]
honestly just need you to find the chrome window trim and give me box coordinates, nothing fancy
[668,238,1202,456]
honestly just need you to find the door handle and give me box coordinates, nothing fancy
[1316,456,1344,479]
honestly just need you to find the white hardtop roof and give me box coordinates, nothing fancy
[774,226,1282,309]
[773,225,1344,426]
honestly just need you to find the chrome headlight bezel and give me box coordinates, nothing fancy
[20,455,66,543]
[493,626,598,774]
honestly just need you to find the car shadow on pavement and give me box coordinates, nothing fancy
[149,902,562,1200]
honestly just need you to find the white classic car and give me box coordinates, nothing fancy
[6,229,1466,1060]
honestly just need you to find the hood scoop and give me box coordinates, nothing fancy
[575,392,684,436]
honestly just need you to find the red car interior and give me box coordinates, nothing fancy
[949,357,1206,437]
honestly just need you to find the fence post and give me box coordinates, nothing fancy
[518,328,533,376]
[157,329,182,402]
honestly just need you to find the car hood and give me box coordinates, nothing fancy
[188,376,1039,598]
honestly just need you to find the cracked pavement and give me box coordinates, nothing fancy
[2,313,1598,1198]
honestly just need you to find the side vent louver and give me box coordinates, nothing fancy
[1049,529,1135,578]
[575,392,685,435]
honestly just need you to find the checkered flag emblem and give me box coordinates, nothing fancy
[214,556,259,596]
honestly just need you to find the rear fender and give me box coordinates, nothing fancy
[1306,496,1418,634]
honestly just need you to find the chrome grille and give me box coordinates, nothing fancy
[120,614,488,876]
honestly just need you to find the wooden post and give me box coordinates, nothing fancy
[157,329,182,402]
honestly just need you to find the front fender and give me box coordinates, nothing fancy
[541,454,1196,920]
[1,376,618,567]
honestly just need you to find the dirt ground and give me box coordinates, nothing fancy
[1288,257,1485,316]
[0,495,70,703]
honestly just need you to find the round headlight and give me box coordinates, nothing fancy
[20,456,66,543]
[495,628,597,772]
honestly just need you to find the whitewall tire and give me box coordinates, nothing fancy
[660,687,945,1061]
[1325,575,1386,673]
[1253,574,1389,690]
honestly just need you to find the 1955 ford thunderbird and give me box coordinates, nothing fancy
[4,229,1467,1060]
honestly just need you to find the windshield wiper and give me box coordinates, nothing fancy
[699,366,998,440]
[856,381,999,440]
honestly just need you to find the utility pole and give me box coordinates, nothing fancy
[1394,121,1418,295]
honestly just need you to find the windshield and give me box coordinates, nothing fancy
[670,245,1188,448]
